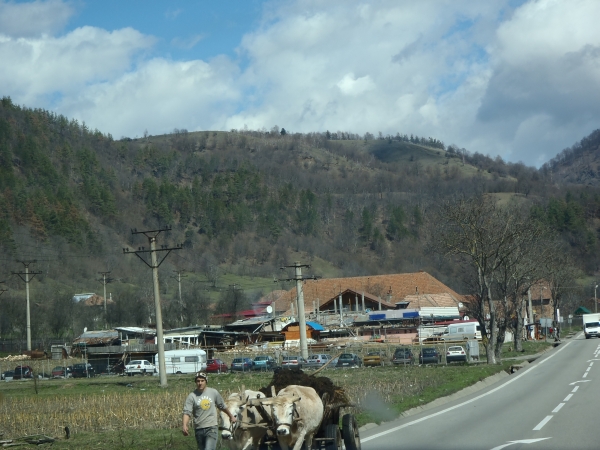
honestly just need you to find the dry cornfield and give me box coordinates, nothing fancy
[0,364,507,442]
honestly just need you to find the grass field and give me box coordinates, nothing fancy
[0,338,555,450]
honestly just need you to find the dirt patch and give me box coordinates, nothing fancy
[260,368,350,406]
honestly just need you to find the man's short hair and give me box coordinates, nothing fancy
[195,372,208,382]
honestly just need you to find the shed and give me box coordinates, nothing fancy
[281,321,323,341]
[574,306,592,315]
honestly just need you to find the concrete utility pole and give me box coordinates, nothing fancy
[98,271,112,328]
[12,261,42,351]
[595,284,598,314]
[280,262,319,360]
[123,226,182,388]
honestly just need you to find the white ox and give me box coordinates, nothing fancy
[262,385,324,450]
[220,389,266,450]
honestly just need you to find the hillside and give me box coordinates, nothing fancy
[543,129,600,186]
[1,97,599,342]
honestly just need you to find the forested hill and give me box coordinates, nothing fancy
[542,129,600,186]
[1,96,600,336]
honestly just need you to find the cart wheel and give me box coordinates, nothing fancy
[342,414,361,450]
[325,424,341,450]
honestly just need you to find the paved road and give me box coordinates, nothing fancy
[361,333,600,450]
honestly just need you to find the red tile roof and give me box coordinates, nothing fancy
[274,271,462,312]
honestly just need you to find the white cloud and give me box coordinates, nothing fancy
[0,0,73,37]
[337,73,375,96]
[0,26,154,106]
[60,56,241,138]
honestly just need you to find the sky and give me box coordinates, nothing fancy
[1,0,599,167]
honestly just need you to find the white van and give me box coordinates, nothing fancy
[155,349,207,375]
[441,322,481,341]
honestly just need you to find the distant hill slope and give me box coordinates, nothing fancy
[543,129,600,186]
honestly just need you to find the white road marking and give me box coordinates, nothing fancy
[533,415,553,431]
[564,394,573,401]
[570,380,590,385]
[583,372,588,378]
[586,359,600,362]
[572,386,579,393]
[361,342,571,444]
[590,362,594,366]
[490,438,551,450]
[586,367,591,372]
[552,403,564,413]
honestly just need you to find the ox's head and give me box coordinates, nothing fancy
[267,394,302,436]
[220,393,246,440]
[220,391,262,440]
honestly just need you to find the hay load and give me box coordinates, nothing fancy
[259,368,351,408]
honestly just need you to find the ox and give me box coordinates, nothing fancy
[220,389,266,450]
[261,385,324,450]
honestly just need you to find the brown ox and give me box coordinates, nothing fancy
[260,385,324,450]
[220,389,266,450]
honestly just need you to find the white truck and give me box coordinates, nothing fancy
[155,349,207,375]
[583,313,600,339]
[440,321,482,341]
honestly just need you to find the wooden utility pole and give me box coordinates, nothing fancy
[123,226,182,388]
[98,271,112,328]
[280,263,319,360]
[12,260,42,351]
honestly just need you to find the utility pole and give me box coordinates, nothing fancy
[595,283,598,314]
[98,271,112,328]
[12,260,42,351]
[171,270,187,323]
[280,262,319,360]
[228,284,242,319]
[123,226,182,388]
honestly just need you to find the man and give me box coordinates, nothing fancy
[182,371,236,450]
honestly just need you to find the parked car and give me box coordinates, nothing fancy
[51,366,69,378]
[304,354,331,369]
[363,351,386,367]
[125,360,156,376]
[13,365,33,379]
[230,357,254,372]
[336,353,362,368]
[252,355,276,371]
[392,348,415,365]
[71,363,96,378]
[281,356,307,369]
[419,348,441,364]
[446,346,467,363]
[2,370,14,381]
[206,359,228,373]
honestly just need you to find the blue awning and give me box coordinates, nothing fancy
[305,321,325,331]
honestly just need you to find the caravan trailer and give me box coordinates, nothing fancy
[155,349,207,375]
[440,321,482,341]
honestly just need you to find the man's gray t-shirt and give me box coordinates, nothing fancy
[183,387,225,429]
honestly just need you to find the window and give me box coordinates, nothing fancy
[457,327,465,333]
[171,357,181,363]
[185,356,199,363]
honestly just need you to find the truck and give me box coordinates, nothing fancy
[440,321,482,341]
[154,349,207,375]
[582,313,600,339]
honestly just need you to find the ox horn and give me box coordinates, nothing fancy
[271,385,277,397]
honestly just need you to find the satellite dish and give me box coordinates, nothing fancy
[266,306,273,314]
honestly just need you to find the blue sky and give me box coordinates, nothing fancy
[1,0,599,167]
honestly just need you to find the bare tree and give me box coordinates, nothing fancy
[430,194,536,364]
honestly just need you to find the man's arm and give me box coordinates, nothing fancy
[182,413,191,436]
[219,405,237,423]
